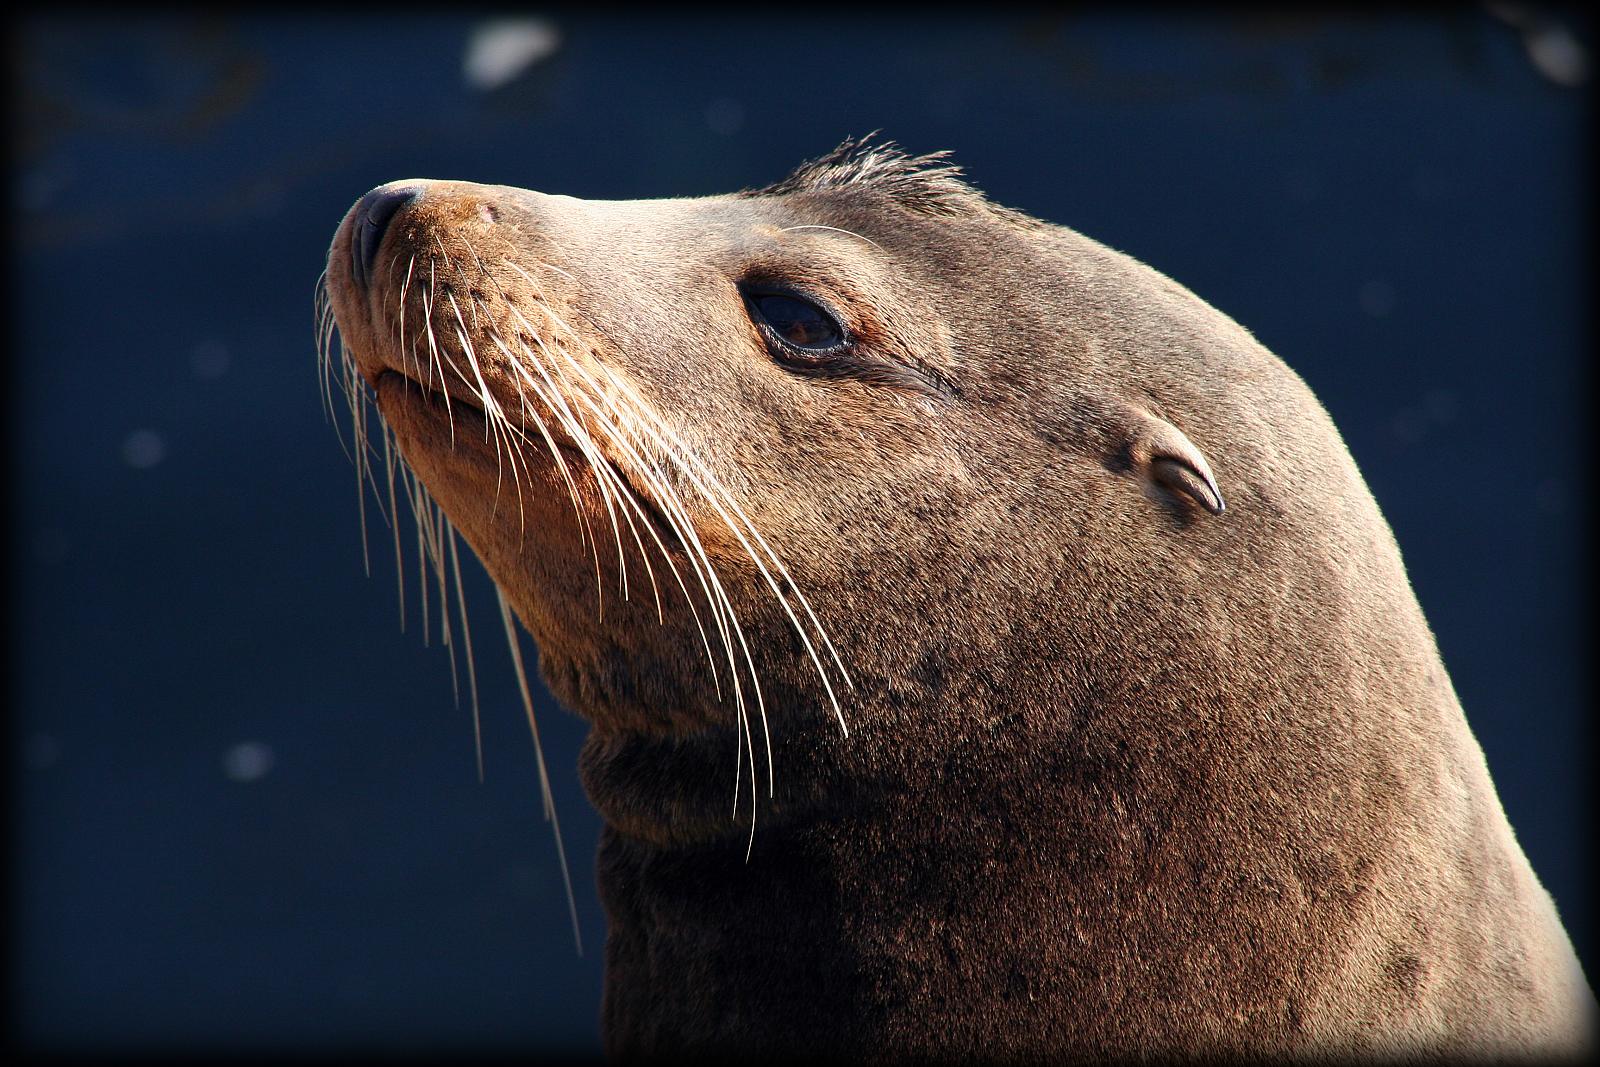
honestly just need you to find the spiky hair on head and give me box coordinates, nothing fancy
[742,133,991,219]
[742,134,1047,231]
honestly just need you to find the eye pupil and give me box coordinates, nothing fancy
[751,293,842,350]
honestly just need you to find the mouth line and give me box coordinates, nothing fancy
[375,367,485,419]
[376,369,681,545]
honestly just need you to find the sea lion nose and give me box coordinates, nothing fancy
[350,183,421,290]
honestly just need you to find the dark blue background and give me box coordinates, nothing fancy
[11,12,1591,1054]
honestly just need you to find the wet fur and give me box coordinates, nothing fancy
[321,139,1594,1061]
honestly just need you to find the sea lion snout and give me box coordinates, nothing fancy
[348,182,422,289]
[328,178,539,405]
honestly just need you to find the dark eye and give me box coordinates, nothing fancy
[746,291,845,352]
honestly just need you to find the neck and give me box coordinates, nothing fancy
[582,665,1428,1062]
[585,700,1206,1061]
[593,780,1042,1059]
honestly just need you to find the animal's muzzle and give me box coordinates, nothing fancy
[349,183,421,290]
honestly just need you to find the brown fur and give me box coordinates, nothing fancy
[322,138,1594,1061]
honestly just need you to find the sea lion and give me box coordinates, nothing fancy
[317,137,1594,1061]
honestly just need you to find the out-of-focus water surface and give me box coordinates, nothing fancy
[11,11,1590,1054]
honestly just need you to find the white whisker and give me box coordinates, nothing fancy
[498,588,583,954]
[384,426,406,631]
[778,223,884,250]
[319,223,858,885]
[449,525,486,784]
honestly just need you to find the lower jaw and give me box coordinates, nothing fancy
[375,369,495,438]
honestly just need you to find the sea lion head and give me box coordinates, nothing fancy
[320,138,1596,1059]
[319,137,1374,850]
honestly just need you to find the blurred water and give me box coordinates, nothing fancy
[11,11,1590,1053]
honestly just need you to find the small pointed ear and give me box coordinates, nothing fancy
[1129,414,1225,515]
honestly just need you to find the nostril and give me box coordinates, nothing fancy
[350,184,420,289]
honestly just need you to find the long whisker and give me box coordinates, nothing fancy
[778,223,885,250]
[398,255,419,386]
[485,275,732,703]
[407,465,432,647]
[488,323,666,623]
[483,330,596,553]
[322,228,863,881]
[446,289,513,507]
[534,338,772,799]
[593,359,855,718]
[449,525,486,783]
[347,355,372,577]
[431,501,461,711]
[495,262,775,809]
[314,269,342,433]
[498,588,582,954]
[529,361,733,686]
[419,258,456,445]
[502,317,779,718]
[449,258,626,617]
[384,425,406,631]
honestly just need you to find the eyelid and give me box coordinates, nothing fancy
[738,278,848,322]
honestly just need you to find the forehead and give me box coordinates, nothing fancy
[501,188,934,291]
[533,192,854,248]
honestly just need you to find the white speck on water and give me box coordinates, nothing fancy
[705,98,745,136]
[1487,5,1589,87]
[1359,279,1396,318]
[224,741,275,782]
[190,339,231,380]
[1525,22,1588,87]
[122,429,167,469]
[463,18,561,91]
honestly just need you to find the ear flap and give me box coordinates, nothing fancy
[1129,414,1225,515]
